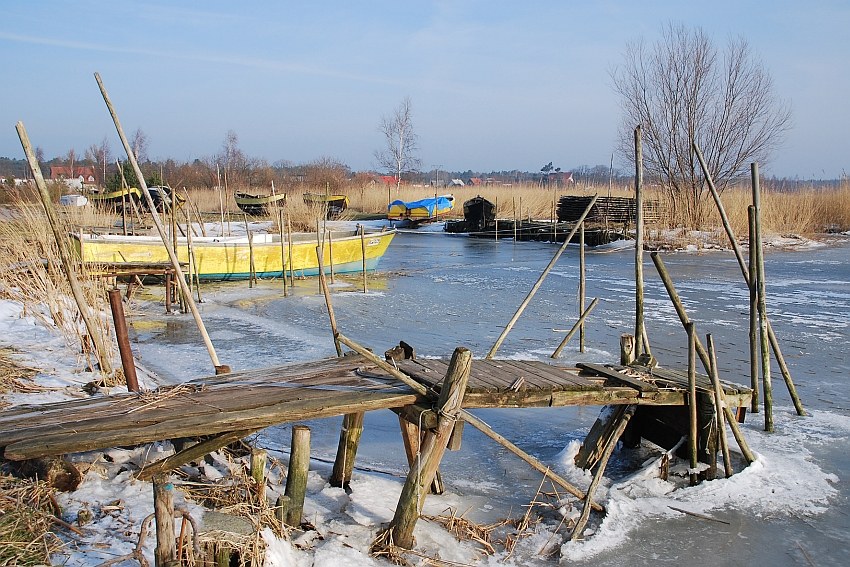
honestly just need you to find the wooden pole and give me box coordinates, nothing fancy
[108,288,139,392]
[620,334,635,366]
[316,246,342,357]
[327,230,335,284]
[707,335,733,478]
[185,209,202,304]
[360,227,368,293]
[329,412,365,490]
[634,125,646,356]
[650,252,711,373]
[570,404,636,541]
[284,425,311,527]
[287,214,295,286]
[386,347,471,549]
[94,72,228,375]
[278,209,288,296]
[579,222,586,353]
[551,297,599,358]
[397,415,444,494]
[687,323,699,486]
[251,449,267,504]
[693,143,804,416]
[248,232,256,288]
[334,332,603,511]
[752,169,774,433]
[486,194,599,359]
[494,197,498,242]
[16,122,114,377]
[152,475,176,566]
[748,206,759,412]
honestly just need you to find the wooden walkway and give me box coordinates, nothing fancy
[0,355,751,462]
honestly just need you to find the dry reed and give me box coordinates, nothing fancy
[0,473,64,566]
[0,201,118,382]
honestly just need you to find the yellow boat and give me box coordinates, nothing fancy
[70,228,396,281]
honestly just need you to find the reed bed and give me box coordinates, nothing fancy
[0,473,63,566]
[0,200,117,381]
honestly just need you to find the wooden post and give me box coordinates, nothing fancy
[251,449,267,504]
[108,288,139,392]
[185,209,202,304]
[551,297,599,358]
[634,125,646,357]
[385,348,471,550]
[360,227,368,293]
[694,143,804,416]
[398,415,444,495]
[329,412,365,490]
[486,195,599,359]
[284,425,311,527]
[248,232,256,288]
[327,230,335,284]
[494,197,498,242]
[316,246,342,357]
[707,335,733,477]
[278,209,288,296]
[94,73,227,375]
[686,323,699,486]
[153,475,176,567]
[620,334,635,366]
[287,214,295,285]
[164,271,172,315]
[16,122,114,377]
[570,405,636,541]
[752,164,774,433]
[748,206,760,413]
[579,222,586,353]
[274,495,290,531]
[650,252,711,373]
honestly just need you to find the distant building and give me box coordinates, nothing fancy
[449,179,465,187]
[50,166,98,189]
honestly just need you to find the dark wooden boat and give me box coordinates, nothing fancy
[235,191,286,216]
[462,195,496,232]
[303,193,349,219]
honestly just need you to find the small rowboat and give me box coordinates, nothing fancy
[235,192,287,215]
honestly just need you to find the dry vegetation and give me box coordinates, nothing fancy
[0,194,116,381]
[0,473,63,565]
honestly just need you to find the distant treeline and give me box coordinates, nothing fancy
[0,155,844,190]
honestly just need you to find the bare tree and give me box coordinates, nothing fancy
[375,96,421,193]
[131,128,149,164]
[611,23,791,226]
[218,130,250,186]
[66,148,76,179]
[85,137,112,187]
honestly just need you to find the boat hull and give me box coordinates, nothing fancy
[71,229,396,281]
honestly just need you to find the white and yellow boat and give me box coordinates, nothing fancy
[70,228,396,281]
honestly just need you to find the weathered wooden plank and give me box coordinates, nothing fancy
[577,363,659,393]
[3,390,421,460]
[488,361,550,390]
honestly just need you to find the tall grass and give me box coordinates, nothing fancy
[0,200,117,380]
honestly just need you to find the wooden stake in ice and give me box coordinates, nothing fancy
[94,72,228,375]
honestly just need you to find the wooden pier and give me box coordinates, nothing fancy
[0,354,750,462]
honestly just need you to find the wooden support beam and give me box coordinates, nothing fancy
[382,347,471,550]
[284,425,311,527]
[571,404,636,541]
[153,475,176,567]
[329,412,365,490]
[137,429,259,481]
[397,415,444,495]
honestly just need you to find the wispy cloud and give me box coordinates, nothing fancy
[0,31,399,86]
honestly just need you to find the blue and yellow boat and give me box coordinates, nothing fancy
[388,194,454,222]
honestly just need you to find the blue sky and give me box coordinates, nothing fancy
[1,1,848,178]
